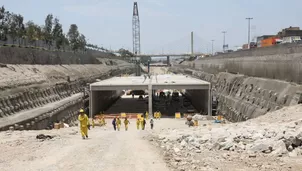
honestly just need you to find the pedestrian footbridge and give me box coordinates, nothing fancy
[89,75,211,117]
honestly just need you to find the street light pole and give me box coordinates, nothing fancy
[246,17,253,49]
[211,40,215,55]
[222,31,226,52]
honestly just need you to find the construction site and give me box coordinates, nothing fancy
[1,1,302,171]
[1,59,302,171]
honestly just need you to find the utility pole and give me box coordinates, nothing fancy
[211,40,215,55]
[191,31,194,56]
[222,31,227,52]
[246,17,253,49]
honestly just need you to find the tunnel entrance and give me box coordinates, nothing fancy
[89,75,211,117]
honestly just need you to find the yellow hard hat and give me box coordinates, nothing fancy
[79,109,84,113]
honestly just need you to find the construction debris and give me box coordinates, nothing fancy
[151,105,302,170]
[36,134,54,140]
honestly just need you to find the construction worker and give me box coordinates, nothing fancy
[141,118,146,130]
[154,111,158,119]
[194,120,199,126]
[124,118,130,131]
[146,111,149,120]
[78,109,90,139]
[140,116,144,129]
[136,118,140,130]
[101,117,106,126]
[116,117,121,131]
[158,111,162,119]
[150,118,154,129]
[112,118,117,131]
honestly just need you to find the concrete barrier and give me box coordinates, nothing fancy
[183,44,302,84]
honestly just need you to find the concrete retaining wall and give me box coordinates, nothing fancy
[0,61,135,131]
[170,67,302,122]
[213,43,302,58]
[184,44,302,84]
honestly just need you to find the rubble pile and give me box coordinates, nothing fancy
[151,105,302,171]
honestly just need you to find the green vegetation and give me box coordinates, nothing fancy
[0,5,106,53]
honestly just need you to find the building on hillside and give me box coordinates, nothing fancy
[277,26,302,38]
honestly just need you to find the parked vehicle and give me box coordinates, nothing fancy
[282,36,301,44]
[256,35,275,47]
[242,44,249,50]
[250,42,257,48]
[261,37,282,47]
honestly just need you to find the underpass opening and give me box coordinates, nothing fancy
[89,76,149,118]
[151,75,211,117]
[89,75,211,118]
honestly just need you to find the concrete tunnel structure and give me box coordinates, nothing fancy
[89,75,212,117]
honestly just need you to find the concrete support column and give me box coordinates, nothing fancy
[148,84,153,118]
[208,85,212,116]
[89,90,92,118]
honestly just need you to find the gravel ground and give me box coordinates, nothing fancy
[0,120,170,171]
[149,105,302,171]
[1,105,302,171]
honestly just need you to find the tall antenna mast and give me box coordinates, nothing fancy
[132,2,141,55]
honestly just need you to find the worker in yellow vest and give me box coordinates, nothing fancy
[116,117,121,131]
[136,118,140,130]
[100,116,106,126]
[158,111,162,119]
[124,118,130,131]
[140,117,144,129]
[154,111,158,119]
[78,109,90,139]
[146,111,149,120]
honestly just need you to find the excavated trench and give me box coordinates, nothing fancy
[0,61,135,131]
[170,67,302,122]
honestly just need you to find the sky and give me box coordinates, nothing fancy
[1,0,302,54]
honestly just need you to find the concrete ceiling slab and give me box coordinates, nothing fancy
[90,75,210,91]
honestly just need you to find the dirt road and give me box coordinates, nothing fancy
[0,119,170,171]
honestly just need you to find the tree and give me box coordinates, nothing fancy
[25,21,40,46]
[52,17,64,50]
[0,6,10,41]
[118,48,134,57]
[43,14,53,49]
[78,34,86,52]
[62,34,69,51]
[15,14,25,45]
[8,13,25,45]
[67,24,80,52]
